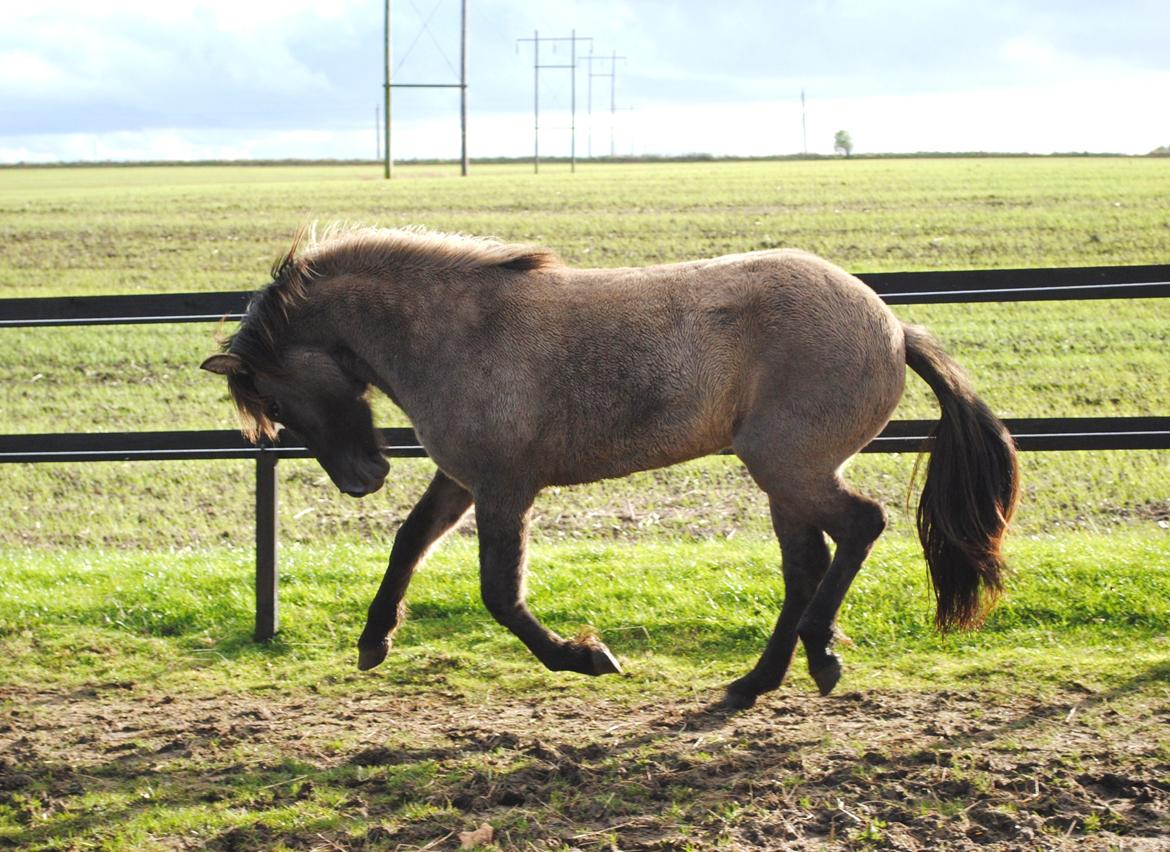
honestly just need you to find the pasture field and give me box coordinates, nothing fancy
[1,159,1169,849]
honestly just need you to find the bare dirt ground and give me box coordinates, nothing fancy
[2,679,1168,850]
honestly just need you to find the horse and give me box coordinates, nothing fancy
[201,225,1019,709]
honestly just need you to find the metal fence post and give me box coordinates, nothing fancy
[255,450,279,641]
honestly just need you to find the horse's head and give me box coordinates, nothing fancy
[202,229,391,497]
[201,346,390,498]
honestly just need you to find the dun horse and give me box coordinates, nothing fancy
[202,226,1019,708]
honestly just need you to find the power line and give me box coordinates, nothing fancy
[394,0,446,76]
[404,0,460,79]
[801,89,808,156]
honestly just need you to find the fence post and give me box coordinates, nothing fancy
[254,450,279,641]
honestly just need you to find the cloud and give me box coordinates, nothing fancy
[0,50,79,97]
[1,0,1167,161]
[0,0,374,134]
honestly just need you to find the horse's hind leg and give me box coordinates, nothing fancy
[724,513,829,709]
[475,492,622,676]
[726,462,886,706]
[796,484,886,696]
[357,471,472,670]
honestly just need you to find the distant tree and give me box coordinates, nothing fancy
[834,130,853,157]
[1150,145,1170,156]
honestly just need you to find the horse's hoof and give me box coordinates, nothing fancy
[588,644,622,676]
[810,657,842,696]
[357,641,390,671]
[720,686,758,711]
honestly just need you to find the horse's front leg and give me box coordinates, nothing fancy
[476,492,621,676]
[357,470,472,670]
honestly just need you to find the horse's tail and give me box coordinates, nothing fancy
[903,323,1020,631]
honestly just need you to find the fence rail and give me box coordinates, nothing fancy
[3,263,1168,641]
[3,417,1170,465]
[2,264,1169,327]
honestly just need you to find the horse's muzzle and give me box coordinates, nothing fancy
[330,454,389,498]
[342,483,383,498]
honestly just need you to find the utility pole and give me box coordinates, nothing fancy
[582,50,625,159]
[801,89,807,156]
[517,31,592,174]
[460,0,468,176]
[384,0,391,178]
[384,0,469,179]
[571,31,577,170]
[609,48,617,157]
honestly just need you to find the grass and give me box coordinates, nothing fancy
[2,532,1167,696]
[4,159,1170,299]
[0,159,1167,549]
[2,532,1168,848]
[1,156,1167,684]
[1,156,1166,679]
[1,158,1168,848]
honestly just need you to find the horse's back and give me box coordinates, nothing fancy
[409,248,905,490]
[523,250,904,482]
[594,249,905,469]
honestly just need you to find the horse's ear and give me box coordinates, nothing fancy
[200,353,246,375]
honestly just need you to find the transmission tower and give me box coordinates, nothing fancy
[383,0,469,179]
[516,31,593,173]
[582,50,626,158]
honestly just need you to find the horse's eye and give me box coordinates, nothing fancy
[266,401,282,421]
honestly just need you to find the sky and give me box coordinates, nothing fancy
[2,0,1168,163]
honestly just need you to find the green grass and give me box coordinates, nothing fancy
[3,159,1169,299]
[3,532,1167,695]
[3,157,1169,851]
[1,159,1167,679]
[1,158,1167,549]
[1,157,1167,690]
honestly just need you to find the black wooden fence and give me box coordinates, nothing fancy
[3,264,1169,641]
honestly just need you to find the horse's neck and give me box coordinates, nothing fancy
[305,273,431,409]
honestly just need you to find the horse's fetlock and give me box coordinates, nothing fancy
[797,618,831,650]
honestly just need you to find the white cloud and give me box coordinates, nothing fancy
[1,0,1167,162]
[0,50,76,96]
[999,36,1062,73]
[4,67,1165,165]
[0,127,375,164]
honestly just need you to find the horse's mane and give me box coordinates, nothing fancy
[217,225,561,441]
[308,223,562,277]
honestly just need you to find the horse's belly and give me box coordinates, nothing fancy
[543,410,734,486]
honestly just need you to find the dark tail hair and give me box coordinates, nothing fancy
[903,324,1020,631]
